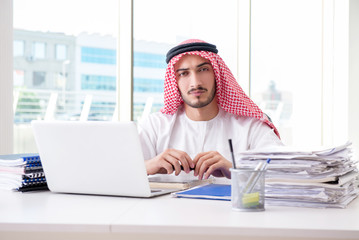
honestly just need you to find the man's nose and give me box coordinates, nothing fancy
[189,72,202,87]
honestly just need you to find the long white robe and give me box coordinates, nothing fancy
[139,106,283,162]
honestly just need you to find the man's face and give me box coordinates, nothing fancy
[174,54,216,109]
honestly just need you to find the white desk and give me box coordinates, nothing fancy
[0,190,359,240]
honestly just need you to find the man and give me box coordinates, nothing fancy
[139,39,283,180]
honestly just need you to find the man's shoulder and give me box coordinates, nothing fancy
[220,109,258,123]
[140,111,178,128]
[147,111,177,121]
[219,109,273,132]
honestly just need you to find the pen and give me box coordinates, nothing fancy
[246,158,271,193]
[180,165,195,171]
[243,161,264,193]
[228,139,237,169]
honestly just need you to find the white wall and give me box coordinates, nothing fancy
[0,0,13,154]
[349,0,359,159]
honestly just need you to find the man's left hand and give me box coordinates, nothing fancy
[193,151,232,180]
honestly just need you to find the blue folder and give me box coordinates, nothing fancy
[171,184,231,201]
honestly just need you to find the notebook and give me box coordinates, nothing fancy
[31,120,174,197]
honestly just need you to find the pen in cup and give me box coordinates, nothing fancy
[228,139,237,169]
[245,158,271,193]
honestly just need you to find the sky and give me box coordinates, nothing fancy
[13,0,240,72]
[13,0,238,44]
[13,0,119,36]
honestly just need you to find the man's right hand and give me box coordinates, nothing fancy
[145,149,195,175]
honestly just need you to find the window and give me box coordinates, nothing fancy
[250,0,322,146]
[81,47,116,65]
[56,44,67,60]
[81,74,116,91]
[5,0,356,154]
[13,0,118,153]
[33,71,46,86]
[33,42,46,59]
[13,70,25,86]
[134,52,167,69]
[13,40,24,56]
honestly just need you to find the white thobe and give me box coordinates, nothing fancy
[138,106,283,162]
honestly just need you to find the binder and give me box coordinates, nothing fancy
[17,182,48,192]
[0,153,41,166]
[0,153,48,192]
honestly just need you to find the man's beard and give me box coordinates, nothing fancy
[181,86,216,108]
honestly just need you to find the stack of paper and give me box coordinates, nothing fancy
[0,153,48,192]
[149,171,213,190]
[238,142,359,208]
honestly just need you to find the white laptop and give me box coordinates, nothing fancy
[31,120,174,197]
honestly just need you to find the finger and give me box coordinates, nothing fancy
[165,154,182,176]
[198,157,218,180]
[203,162,224,179]
[193,152,206,165]
[194,152,211,177]
[157,168,168,174]
[169,150,193,172]
[160,161,174,175]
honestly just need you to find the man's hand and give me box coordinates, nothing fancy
[193,151,232,180]
[145,149,195,175]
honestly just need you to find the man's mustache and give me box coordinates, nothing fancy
[187,86,208,94]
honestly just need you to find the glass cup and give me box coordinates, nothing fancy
[230,168,266,212]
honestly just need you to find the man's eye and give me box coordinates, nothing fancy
[199,67,209,72]
[178,72,188,77]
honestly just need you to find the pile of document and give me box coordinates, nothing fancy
[238,142,359,208]
[149,171,213,190]
[0,153,48,192]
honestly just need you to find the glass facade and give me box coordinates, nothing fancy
[133,78,163,93]
[134,52,167,69]
[81,74,116,91]
[81,46,116,65]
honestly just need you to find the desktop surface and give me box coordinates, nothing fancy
[0,190,358,240]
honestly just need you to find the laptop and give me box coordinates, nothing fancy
[31,120,174,197]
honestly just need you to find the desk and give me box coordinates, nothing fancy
[0,190,359,240]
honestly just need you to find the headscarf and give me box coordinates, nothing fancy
[161,39,280,138]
